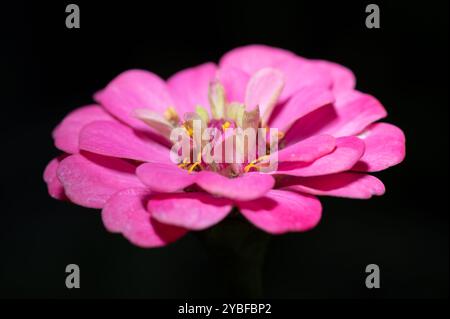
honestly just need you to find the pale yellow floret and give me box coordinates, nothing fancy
[164,106,180,125]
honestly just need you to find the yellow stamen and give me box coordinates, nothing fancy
[177,157,190,168]
[187,152,202,174]
[222,121,231,130]
[244,162,258,173]
[183,124,194,137]
[188,162,200,173]
[243,155,270,173]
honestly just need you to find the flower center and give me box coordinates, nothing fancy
[137,81,282,177]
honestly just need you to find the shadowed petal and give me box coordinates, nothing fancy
[43,156,67,200]
[102,188,187,248]
[269,86,335,132]
[79,121,171,164]
[94,69,174,131]
[57,153,143,209]
[168,62,217,114]
[196,171,275,201]
[353,122,406,172]
[284,91,387,144]
[276,136,365,177]
[136,162,197,192]
[238,189,322,234]
[148,192,232,230]
[52,105,115,154]
[279,172,385,199]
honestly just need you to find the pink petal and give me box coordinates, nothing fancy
[52,105,115,154]
[57,153,143,209]
[94,69,174,131]
[245,68,285,123]
[217,66,249,103]
[102,188,187,248]
[148,192,232,230]
[328,91,387,136]
[220,44,297,75]
[276,136,365,177]
[279,172,385,199]
[238,189,322,234]
[79,121,171,164]
[284,91,387,144]
[220,45,332,102]
[136,162,197,192]
[275,134,336,163]
[275,58,332,102]
[43,156,67,200]
[167,62,217,114]
[313,60,356,96]
[196,171,275,201]
[269,86,335,132]
[353,122,406,172]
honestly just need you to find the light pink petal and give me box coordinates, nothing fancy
[313,60,356,96]
[238,189,322,234]
[245,68,285,123]
[353,122,406,172]
[269,86,335,132]
[284,91,387,144]
[148,192,232,230]
[102,188,186,248]
[136,162,197,192]
[79,121,171,164]
[275,134,336,163]
[220,44,297,75]
[43,156,67,200]
[57,153,143,209]
[94,69,174,131]
[52,105,115,154]
[167,62,217,114]
[217,67,249,103]
[279,172,385,199]
[196,171,275,201]
[276,136,365,177]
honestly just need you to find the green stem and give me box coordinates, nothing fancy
[195,212,270,298]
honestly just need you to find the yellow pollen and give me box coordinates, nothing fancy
[244,155,269,173]
[183,124,194,137]
[177,157,190,168]
[186,152,203,174]
[188,162,200,173]
[222,121,231,130]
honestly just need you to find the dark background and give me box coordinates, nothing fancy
[1,0,448,298]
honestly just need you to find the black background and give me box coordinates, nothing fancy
[1,0,448,298]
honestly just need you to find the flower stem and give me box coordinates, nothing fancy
[196,212,270,298]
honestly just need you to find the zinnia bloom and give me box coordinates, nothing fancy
[44,45,405,247]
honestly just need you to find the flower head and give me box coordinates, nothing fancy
[44,45,405,247]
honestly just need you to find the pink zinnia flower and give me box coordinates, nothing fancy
[44,45,405,248]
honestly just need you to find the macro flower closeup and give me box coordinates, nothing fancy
[44,45,406,248]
